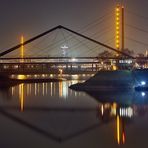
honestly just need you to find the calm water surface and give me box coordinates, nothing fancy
[0,80,148,148]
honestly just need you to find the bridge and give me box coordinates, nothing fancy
[0,25,139,77]
[0,6,148,78]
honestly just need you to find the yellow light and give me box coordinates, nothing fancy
[111,102,117,114]
[116,22,119,25]
[116,40,119,44]
[117,115,120,145]
[115,5,120,50]
[116,13,119,17]
[116,30,119,34]
[116,44,119,47]
[59,81,63,97]
[17,75,26,80]
[116,8,120,12]
[59,69,63,75]
[116,17,119,21]
[19,84,24,112]
[21,36,24,59]
[116,27,119,30]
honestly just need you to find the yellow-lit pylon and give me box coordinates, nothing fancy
[115,5,120,50]
[21,36,24,60]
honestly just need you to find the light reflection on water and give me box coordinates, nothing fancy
[0,81,148,146]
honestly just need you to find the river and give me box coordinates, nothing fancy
[0,79,148,148]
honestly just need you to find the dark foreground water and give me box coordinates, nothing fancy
[0,80,148,148]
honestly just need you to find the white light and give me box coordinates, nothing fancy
[141,92,146,97]
[71,58,77,62]
[119,107,133,118]
[61,45,68,49]
[141,81,146,86]
[127,107,133,117]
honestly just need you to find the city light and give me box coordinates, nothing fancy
[101,105,104,116]
[17,75,26,80]
[141,81,146,86]
[119,107,133,118]
[71,58,77,62]
[141,92,146,97]
[59,69,63,76]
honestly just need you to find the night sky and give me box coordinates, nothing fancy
[0,0,148,56]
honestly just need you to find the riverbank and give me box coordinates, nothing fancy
[69,69,148,91]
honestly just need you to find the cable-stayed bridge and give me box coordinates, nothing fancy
[0,25,134,76]
[0,7,148,76]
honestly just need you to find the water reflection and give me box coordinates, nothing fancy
[19,84,24,112]
[97,102,130,145]
[11,81,82,99]
[1,81,148,146]
[89,89,148,145]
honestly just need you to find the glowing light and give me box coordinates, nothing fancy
[141,92,146,97]
[59,69,63,76]
[115,5,120,50]
[21,36,24,61]
[111,102,117,115]
[116,40,119,43]
[116,8,120,11]
[117,115,120,145]
[19,84,24,112]
[34,75,37,78]
[61,45,68,49]
[119,107,133,118]
[101,105,104,115]
[71,58,77,62]
[17,75,26,80]
[141,81,146,86]
[59,81,63,97]
[42,74,45,78]
[50,82,53,96]
[50,74,53,77]
[62,81,68,98]
[71,74,79,79]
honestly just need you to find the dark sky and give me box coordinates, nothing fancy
[0,0,148,56]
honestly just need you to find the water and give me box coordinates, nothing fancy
[0,80,148,148]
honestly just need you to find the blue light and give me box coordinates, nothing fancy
[141,92,146,97]
[141,81,146,86]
